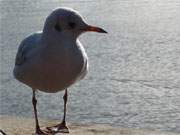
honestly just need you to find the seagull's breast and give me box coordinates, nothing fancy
[15,40,88,93]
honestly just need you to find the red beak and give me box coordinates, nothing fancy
[82,25,107,33]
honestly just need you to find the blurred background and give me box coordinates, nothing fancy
[0,0,180,133]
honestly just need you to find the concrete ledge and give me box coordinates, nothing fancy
[0,116,178,135]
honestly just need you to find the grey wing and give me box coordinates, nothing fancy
[15,40,27,65]
[15,32,42,66]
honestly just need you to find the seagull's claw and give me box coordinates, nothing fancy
[46,123,69,134]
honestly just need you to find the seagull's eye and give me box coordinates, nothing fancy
[68,22,76,29]
[54,23,61,32]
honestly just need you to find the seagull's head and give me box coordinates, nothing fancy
[43,7,107,38]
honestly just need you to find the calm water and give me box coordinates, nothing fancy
[1,0,180,133]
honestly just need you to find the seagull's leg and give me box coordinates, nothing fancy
[32,89,47,135]
[46,89,69,133]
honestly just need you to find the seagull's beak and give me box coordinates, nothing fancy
[81,25,107,33]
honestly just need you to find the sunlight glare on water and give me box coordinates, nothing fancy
[0,0,180,133]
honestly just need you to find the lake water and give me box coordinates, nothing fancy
[0,0,180,133]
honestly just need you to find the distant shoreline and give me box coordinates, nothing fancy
[0,115,178,135]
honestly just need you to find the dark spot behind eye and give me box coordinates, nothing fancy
[68,22,76,29]
[54,23,61,32]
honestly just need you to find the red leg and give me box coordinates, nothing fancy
[32,89,48,135]
[46,89,69,133]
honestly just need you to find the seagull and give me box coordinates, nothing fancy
[13,7,107,135]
